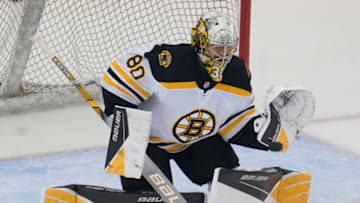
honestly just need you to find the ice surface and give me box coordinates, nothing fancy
[0,138,359,203]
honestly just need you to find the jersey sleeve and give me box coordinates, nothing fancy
[100,43,158,106]
[218,94,269,150]
[101,87,137,116]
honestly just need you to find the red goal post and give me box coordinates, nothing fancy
[239,0,251,67]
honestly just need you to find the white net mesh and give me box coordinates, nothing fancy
[0,0,244,114]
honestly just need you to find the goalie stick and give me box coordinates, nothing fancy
[31,33,188,203]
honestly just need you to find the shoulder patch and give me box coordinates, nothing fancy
[145,44,200,82]
[158,50,172,68]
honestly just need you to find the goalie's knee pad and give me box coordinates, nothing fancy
[208,167,311,203]
[270,167,311,202]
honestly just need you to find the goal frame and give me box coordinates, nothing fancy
[239,0,251,67]
[0,0,252,113]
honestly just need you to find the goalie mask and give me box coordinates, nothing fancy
[192,12,238,82]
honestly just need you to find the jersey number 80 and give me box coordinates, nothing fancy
[126,55,145,80]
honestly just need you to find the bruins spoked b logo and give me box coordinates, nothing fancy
[172,109,216,143]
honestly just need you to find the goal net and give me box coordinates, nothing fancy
[0,0,250,114]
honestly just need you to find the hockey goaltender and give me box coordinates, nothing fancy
[42,11,315,203]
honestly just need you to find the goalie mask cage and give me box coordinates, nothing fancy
[0,0,251,114]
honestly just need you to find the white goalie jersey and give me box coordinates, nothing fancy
[100,42,262,153]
